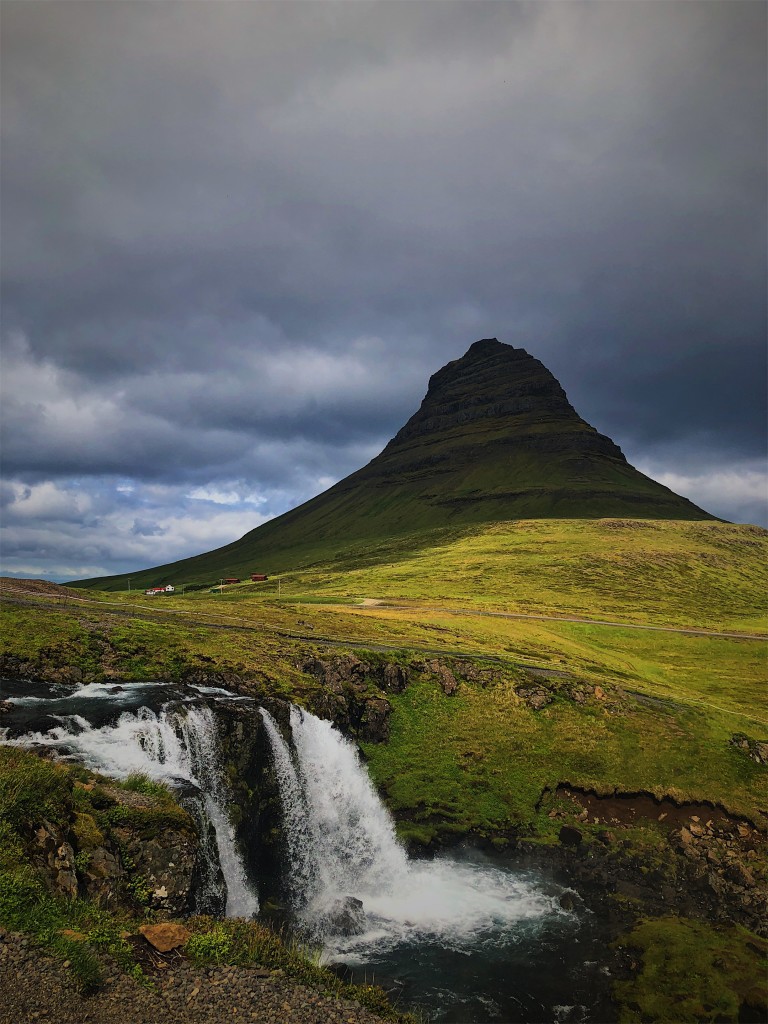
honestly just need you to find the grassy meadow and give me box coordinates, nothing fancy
[276,518,768,632]
[2,516,766,839]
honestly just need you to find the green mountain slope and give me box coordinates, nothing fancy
[72,339,715,590]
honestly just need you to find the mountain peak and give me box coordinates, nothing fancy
[467,337,505,355]
[390,338,617,458]
[72,339,716,589]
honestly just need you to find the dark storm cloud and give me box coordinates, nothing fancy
[1,1,766,577]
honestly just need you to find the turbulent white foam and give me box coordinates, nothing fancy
[190,684,241,697]
[262,705,562,957]
[3,708,187,777]
[6,703,258,918]
[328,855,560,961]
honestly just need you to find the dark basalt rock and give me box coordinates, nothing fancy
[386,339,624,461]
[113,826,197,916]
[559,825,584,847]
[301,655,394,743]
[29,802,198,916]
[323,896,366,936]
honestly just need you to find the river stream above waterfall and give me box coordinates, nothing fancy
[1,677,613,1023]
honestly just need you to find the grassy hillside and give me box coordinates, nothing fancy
[5,492,766,1021]
[83,519,765,632]
[71,340,715,592]
[286,518,768,631]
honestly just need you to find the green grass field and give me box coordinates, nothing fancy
[3,515,766,840]
[274,518,768,632]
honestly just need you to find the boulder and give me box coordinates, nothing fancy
[139,922,191,952]
[730,734,768,765]
[113,826,197,916]
[517,686,552,710]
[323,897,366,936]
[85,846,122,881]
[558,825,583,847]
[435,665,458,696]
[558,891,579,911]
[382,663,409,694]
[359,698,391,743]
[53,841,78,898]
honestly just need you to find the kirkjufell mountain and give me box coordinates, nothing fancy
[73,339,714,589]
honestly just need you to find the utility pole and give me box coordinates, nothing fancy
[128,578,132,593]
[278,576,281,598]
[219,579,224,595]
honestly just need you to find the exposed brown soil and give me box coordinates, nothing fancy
[554,784,746,831]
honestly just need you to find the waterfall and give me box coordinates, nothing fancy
[258,708,317,908]
[6,701,258,918]
[261,706,408,931]
[173,707,258,917]
[289,705,409,893]
[4,682,586,1022]
[262,705,562,952]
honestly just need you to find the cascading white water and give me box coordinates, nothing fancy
[290,706,409,894]
[4,683,595,1020]
[262,705,564,954]
[7,703,258,918]
[173,708,258,917]
[259,708,317,907]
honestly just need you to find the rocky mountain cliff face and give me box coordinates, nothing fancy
[387,339,623,458]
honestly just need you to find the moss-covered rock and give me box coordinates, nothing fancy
[613,917,767,1023]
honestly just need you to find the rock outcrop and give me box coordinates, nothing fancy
[730,733,768,765]
[27,784,199,916]
[301,655,397,743]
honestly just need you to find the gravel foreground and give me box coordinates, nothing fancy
[0,930,389,1024]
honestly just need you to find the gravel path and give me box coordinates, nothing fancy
[0,930,390,1024]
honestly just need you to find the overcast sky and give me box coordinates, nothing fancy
[1,1,766,582]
